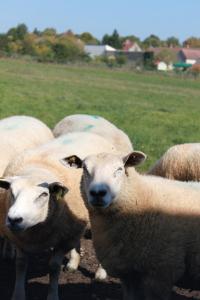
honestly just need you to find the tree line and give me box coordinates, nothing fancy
[0,25,200,63]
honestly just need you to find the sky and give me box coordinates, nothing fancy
[0,0,200,42]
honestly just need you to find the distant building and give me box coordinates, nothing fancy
[122,40,142,52]
[178,48,200,65]
[156,61,173,71]
[84,45,116,58]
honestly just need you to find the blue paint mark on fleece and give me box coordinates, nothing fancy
[83,125,94,131]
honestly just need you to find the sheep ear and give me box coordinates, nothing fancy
[60,155,83,169]
[123,151,147,167]
[49,182,68,199]
[0,178,10,190]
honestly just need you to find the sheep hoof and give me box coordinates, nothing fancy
[95,266,107,281]
[66,261,78,273]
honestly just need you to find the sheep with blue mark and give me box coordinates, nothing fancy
[0,131,116,300]
[53,114,133,154]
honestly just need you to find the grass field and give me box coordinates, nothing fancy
[0,58,200,170]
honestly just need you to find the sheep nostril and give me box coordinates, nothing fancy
[90,189,107,197]
[90,190,97,197]
[98,190,107,197]
[8,216,23,225]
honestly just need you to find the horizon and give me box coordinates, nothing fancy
[1,0,200,42]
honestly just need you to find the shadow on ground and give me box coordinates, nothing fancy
[0,239,199,300]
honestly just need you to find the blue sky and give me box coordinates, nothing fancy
[0,0,200,42]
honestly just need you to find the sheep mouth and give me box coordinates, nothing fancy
[90,199,111,208]
[7,223,25,233]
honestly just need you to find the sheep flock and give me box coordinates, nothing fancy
[0,113,200,300]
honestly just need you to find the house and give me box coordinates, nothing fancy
[84,45,116,58]
[178,48,200,65]
[122,39,142,52]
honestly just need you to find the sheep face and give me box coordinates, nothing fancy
[62,151,146,209]
[0,177,67,232]
[83,154,126,208]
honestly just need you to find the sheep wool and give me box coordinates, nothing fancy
[53,114,133,154]
[148,143,200,181]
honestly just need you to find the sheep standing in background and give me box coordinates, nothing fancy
[63,151,200,300]
[0,132,116,300]
[0,115,53,176]
[148,143,200,181]
[53,114,133,154]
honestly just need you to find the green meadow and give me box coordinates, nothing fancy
[0,58,200,170]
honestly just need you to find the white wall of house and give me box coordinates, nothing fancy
[186,59,196,65]
[84,45,116,58]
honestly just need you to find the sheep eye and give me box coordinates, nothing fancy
[117,167,123,172]
[40,192,48,197]
[114,167,123,177]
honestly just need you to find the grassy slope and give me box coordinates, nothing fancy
[0,58,200,170]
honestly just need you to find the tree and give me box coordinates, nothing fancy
[42,28,57,36]
[33,28,42,36]
[79,32,99,45]
[102,29,122,49]
[0,34,8,51]
[7,23,28,41]
[183,37,200,48]
[166,36,180,47]
[143,34,161,48]
[154,49,177,64]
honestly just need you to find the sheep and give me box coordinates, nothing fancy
[148,143,200,181]
[62,151,200,300]
[0,115,53,258]
[0,115,53,176]
[53,114,133,154]
[0,132,116,300]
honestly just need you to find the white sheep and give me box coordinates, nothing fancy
[148,143,200,181]
[63,151,200,300]
[53,114,133,154]
[0,115,53,176]
[0,115,53,258]
[0,132,115,300]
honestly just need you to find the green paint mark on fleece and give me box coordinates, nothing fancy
[83,125,94,131]
[1,123,21,130]
[61,138,73,145]
[90,115,100,119]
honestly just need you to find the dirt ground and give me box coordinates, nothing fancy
[0,239,200,300]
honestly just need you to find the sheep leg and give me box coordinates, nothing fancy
[142,276,172,300]
[66,243,80,272]
[95,264,107,281]
[121,275,142,300]
[2,238,16,259]
[47,248,65,300]
[11,248,28,300]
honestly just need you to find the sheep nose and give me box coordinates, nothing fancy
[7,216,23,227]
[90,189,107,198]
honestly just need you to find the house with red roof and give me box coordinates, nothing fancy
[122,39,142,52]
[178,48,200,65]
